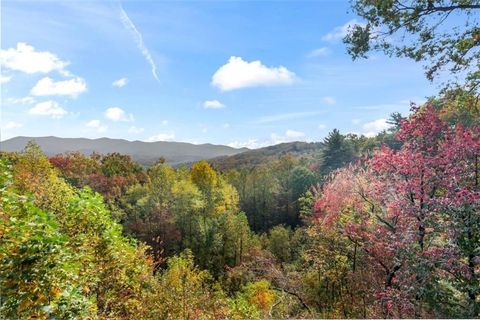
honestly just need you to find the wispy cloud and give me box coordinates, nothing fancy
[112,77,128,88]
[4,121,23,129]
[362,118,391,137]
[271,129,305,144]
[307,47,330,58]
[128,126,144,134]
[228,129,308,149]
[86,119,108,133]
[228,139,268,149]
[322,96,336,105]
[203,100,225,109]
[353,100,421,111]
[253,111,323,124]
[322,19,365,42]
[6,96,35,105]
[119,6,159,82]
[148,132,175,142]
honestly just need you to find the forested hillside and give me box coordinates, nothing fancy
[209,141,324,171]
[1,91,479,318]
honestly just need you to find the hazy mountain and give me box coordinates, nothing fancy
[0,136,248,166]
[209,141,324,171]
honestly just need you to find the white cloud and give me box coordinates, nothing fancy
[0,42,69,74]
[104,107,133,122]
[211,56,296,91]
[4,121,23,129]
[29,101,67,119]
[322,96,336,105]
[203,100,225,109]
[271,129,306,144]
[228,139,268,149]
[286,129,305,138]
[86,119,107,133]
[86,119,101,127]
[318,124,327,130]
[6,96,35,105]
[147,132,175,142]
[128,126,144,134]
[119,7,159,82]
[362,118,392,137]
[112,77,128,88]
[307,47,330,58]
[0,75,12,84]
[31,77,87,97]
[322,19,364,41]
[228,130,306,149]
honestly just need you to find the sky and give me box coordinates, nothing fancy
[1,0,441,148]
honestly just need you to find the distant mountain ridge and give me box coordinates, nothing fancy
[0,136,248,166]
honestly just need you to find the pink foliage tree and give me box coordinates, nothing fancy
[314,104,480,318]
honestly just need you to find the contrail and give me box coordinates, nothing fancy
[119,6,159,82]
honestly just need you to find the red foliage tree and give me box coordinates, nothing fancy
[314,104,480,317]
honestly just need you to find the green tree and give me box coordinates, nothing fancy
[3,148,160,319]
[147,162,176,210]
[191,160,218,196]
[320,129,355,175]
[289,166,316,204]
[101,152,142,177]
[0,160,93,319]
[171,178,204,250]
[229,280,277,319]
[268,225,292,263]
[155,250,228,319]
[13,141,74,213]
[217,212,251,267]
[434,89,480,126]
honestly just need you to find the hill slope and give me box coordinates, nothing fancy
[0,136,248,166]
[209,141,324,170]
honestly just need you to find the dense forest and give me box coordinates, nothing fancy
[1,90,479,319]
[1,0,479,319]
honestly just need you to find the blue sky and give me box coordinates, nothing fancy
[1,0,439,148]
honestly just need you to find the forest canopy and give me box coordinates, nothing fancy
[1,90,479,318]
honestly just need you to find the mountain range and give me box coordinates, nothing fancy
[0,136,248,166]
[0,136,325,168]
